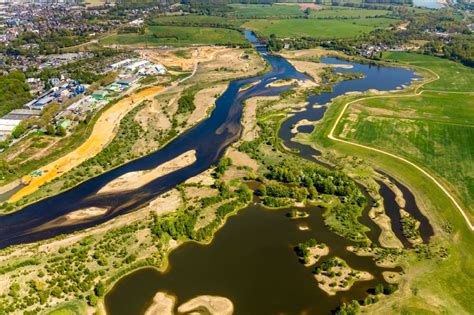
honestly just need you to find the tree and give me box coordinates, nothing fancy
[375,283,384,295]
[11,124,26,139]
[87,293,98,306]
[46,124,56,135]
[56,126,66,137]
[94,282,105,297]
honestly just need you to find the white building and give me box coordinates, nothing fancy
[108,58,132,71]
[126,60,150,72]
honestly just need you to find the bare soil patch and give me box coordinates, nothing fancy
[178,295,234,315]
[98,150,196,194]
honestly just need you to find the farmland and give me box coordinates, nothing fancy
[228,3,306,18]
[296,50,474,313]
[339,92,474,220]
[100,25,247,47]
[242,18,399,39]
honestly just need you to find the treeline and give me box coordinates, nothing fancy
[0,71,32,117]
[150,183,253,241]
[258,160,368,241]
[276,9,474,67]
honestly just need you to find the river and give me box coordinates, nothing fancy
[1,31,432,314]
[104,32,432,314]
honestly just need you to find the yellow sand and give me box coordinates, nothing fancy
[97,150,196,194]
[9,86,163,203]
[178,295,234,315]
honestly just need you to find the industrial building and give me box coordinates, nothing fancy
[0,109,41,139]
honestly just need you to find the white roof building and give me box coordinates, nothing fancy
[126,60,150,72]
[108,59,132,70]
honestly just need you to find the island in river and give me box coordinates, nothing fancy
[0,32,442,315]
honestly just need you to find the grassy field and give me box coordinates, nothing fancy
[228,3,305,18]
[151,15,244,28]
[383,52,474,91]
[242,18,399,39]
[301,51,474,314]
[101,25,247,47]
[339,92,474,220]
[310,7,392,18]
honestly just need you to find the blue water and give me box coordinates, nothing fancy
[0,32,422,249]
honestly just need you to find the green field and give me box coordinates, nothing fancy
[229,3,305,18]
[310,7,392,18]
[242,17,399,39]
[339,92,474,219]
[151,15,243,28]
[383,52,474,91]
[100,25,247,47]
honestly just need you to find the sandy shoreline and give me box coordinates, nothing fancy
[178,295,234,315]
[98,150,196,194]
[144,292,175,315]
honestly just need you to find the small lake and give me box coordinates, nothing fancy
[105,203,396,315]
[413,0,445,9]
[106,34,430,314]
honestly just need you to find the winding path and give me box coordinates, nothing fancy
[328,65,474,231]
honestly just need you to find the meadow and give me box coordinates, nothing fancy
[151,15,243,29]
[100,25,247,47]
[340,92,474,219]
[383,51,474,91]
[242,17,399,39]
[309,7,392,18]
[303,51,474,314]
[228,3,306,18]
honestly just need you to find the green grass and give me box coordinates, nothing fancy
[340,92,474,220]
[310,8,392,18]
[303,51,474,314]
[101,25,247,47]
[151,15,244,29]
[228,3,305,18]
[242,18,399,39]
[46,301,86,315]
[383,51,474,91]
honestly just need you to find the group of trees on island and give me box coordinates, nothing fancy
[265,160,362,198]
[150,182,253,242]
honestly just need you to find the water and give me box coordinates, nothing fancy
[279,57,421,160]
[413,0,445,9]
[106,203,399,315]
[0,37,308,249]
[1,30,431,314]
[105,34,430,314]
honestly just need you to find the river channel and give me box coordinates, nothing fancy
[104,32,431,314]
[2,31,431,313]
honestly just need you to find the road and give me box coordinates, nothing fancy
[328,66,474,231]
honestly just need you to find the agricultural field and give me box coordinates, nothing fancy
[339,92,474,220]
[100,25,247,47]
[309,7,393,18]
[228,3,306,18]
[242,17,399,39]
[150,15,244,29]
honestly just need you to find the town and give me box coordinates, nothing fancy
[0,0,472,315]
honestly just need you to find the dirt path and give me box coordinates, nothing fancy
[328,66,474,231]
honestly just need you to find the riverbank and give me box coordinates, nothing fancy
[296,49,474,313]
[2,46,266,215]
